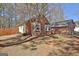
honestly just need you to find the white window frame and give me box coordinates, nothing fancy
[45,25,50,31]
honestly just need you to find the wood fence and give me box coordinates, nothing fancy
[0,28,18,36]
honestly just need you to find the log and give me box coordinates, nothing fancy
[0,35,38,47]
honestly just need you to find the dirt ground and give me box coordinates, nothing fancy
[0,34,79,56]
[0,34,22,40]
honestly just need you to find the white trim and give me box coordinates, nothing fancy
[74,27,79,32]
[45,25,50,31]
[18,26,26,33]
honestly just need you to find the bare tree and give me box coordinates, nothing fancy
[0,3,65,28]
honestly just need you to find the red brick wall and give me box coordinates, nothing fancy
[0,28,18,36]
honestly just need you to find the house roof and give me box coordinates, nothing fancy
[16,14,49,27]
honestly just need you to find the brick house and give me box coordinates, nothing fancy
[16,14,51,36]
[25,14,50,36]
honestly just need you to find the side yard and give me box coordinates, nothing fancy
[0,34,79,56]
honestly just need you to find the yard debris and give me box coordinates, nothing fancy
[30,47,37,51]
[0,34,79,55]
[47,37,79,56]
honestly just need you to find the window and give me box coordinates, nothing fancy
[45,25,50,31]
[32,22,41,31]
[36,23,41,31]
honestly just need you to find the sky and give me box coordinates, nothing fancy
[62,3,79,21]
[0,3,79,22]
